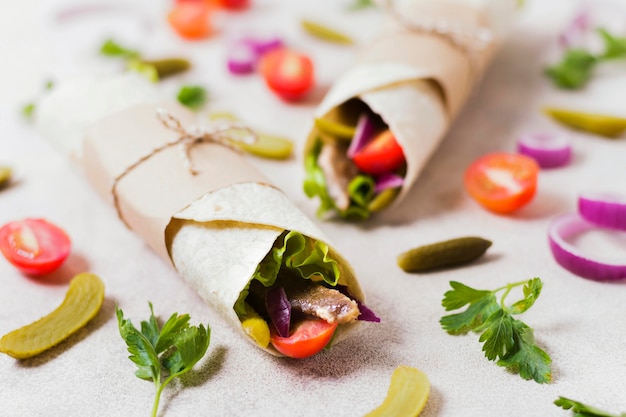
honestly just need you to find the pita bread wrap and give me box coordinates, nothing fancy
[304,0,517,219]
[77,101,369,357]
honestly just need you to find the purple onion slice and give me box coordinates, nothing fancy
[517,132,572,169]
[266,287,291,337]
[374,172,404,193]
[227,43,258,75]
[548,213,626,281]
[347,113,375,158]
[578,192,626,231]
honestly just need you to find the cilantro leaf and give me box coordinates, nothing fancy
[555,396,626,417]
[177,85,208,110]
[348,0,375,10]
[497,322,551,383]
[598,28,626,59]
[440,278,552,383]
[116,303,211,417]
[545,49,597,89]
[478,309,515,360]
[546,28,626,89]
[509,277,542,314]
[100,38,140,59]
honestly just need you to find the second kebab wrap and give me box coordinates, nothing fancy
[81,101,377,358]
[304,0,517,220]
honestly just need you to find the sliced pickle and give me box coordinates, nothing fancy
[0,273,105,359]
[365,366,430,417]
[240,303,270,348]
[544,107,626,138]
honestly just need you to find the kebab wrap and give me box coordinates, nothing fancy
[77,101,373,358]
[304,0,517,220]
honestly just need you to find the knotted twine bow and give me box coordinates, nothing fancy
[111,108,257,228]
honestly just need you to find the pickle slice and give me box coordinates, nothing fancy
[301,19,354,45]
[0,166,12,189]
[314,117,357,140]
[0,273,105,359]
[239,303,270,348]
[544,107,626,138]
[397,237,492,273]
[365,366,430,417]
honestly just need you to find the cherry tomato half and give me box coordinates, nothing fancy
[0,218,71,276]
[168,1,213,40]
[260,48,314,101]
[464,152,539,214]
[352,129,406,176]
[217,0,250,9]
[270,319,338,359]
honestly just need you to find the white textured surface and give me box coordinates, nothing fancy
[2,0,626,417]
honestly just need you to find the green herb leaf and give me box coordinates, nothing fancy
[21,103,36,121]
[348,0,375,10]
[555,397,626,417]
[177,85,208,110]
[598,28,626,59]
[100,38,140,59]
[509,277,542,314]
[497,321,551,383]
[545,28,626,89]
[116,303,210,417]
[545,49,597,89]
[440,278,552,383]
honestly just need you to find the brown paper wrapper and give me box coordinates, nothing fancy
[82,102,364,355]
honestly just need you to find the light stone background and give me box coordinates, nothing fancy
[1,0,626,416]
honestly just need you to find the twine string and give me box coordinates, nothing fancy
[110,108,257,228]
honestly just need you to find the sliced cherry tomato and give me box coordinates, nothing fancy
[168,1,213,40]
[0,218,71,276]
[270,319,338,359]
[464,152,539,214]
[351,129,406,176]
[260,48,314,101]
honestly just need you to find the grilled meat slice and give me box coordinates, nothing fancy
[284,281,360,324]
[317,141,359,211]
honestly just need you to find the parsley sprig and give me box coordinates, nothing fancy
[116,303,211,417]
[440,278,552,383]
[555,397,626,417]
[546,28,626,89]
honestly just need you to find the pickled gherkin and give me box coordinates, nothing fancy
[0,273,105,359]
[397,236,492,273]
[364,366,430,417]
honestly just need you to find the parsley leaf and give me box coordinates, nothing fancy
[440,278,552,383]
[177,85,208,110]
[546,28,626,89]
[116,303,210,417]
[555,397,626,417]
[348,0,375,10]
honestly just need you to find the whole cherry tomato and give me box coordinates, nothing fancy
[464,152,539,214]
[0,218,71,276]
[260,48,314,101]
[168,1,213,40]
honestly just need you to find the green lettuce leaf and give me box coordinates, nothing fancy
[234,231,341,316]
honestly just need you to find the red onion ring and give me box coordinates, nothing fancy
[548,213,626,281]
[227,43,258,75]
[579,192,626,230]
[517,132,572,169]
